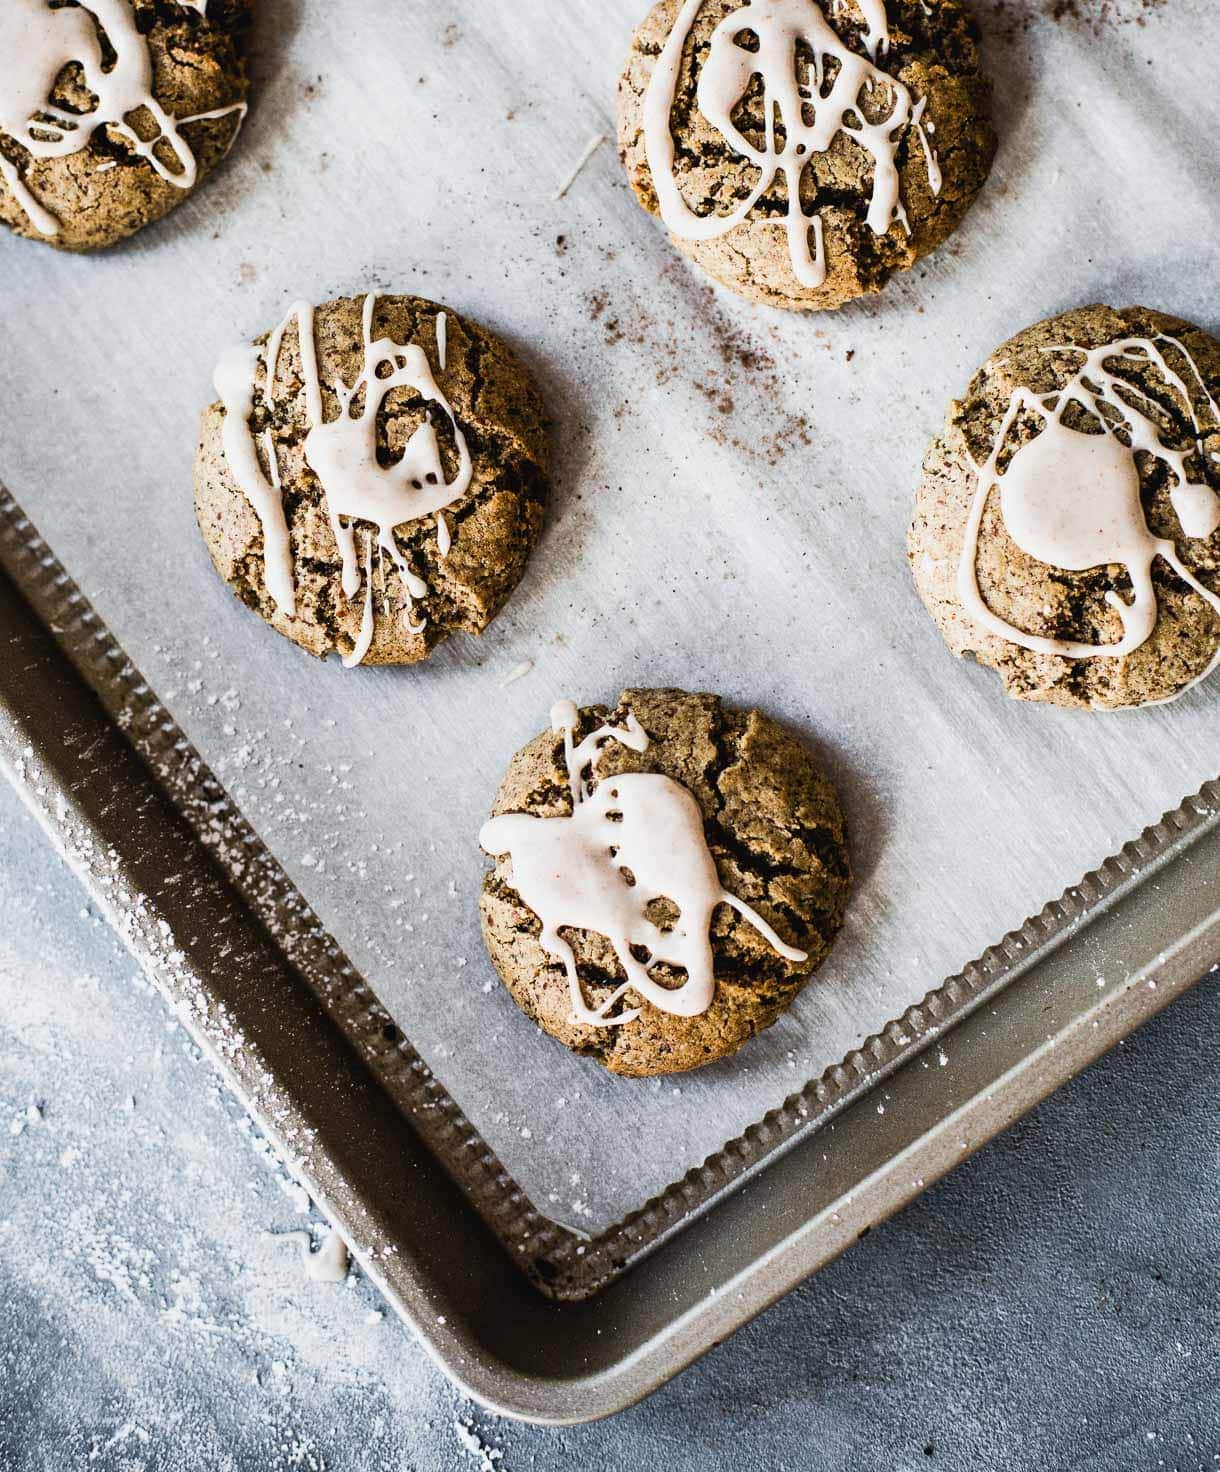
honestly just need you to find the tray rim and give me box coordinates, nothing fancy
[1,481,1218,1422]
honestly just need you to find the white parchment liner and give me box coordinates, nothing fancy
[0,0,1216,1232]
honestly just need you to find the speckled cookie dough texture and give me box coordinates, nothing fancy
[0,0,251,253]
[194,292,550,668]
[617,0,996,311]
[909,305,1220,710]
[479,689,852,1078]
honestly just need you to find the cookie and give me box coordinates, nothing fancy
[0,0,251,252]
[479,690,852,1078]
[617,0,996,311]
[195,292,550,669]
[909,305,1220,710]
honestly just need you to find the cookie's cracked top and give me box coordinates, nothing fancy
[910,305,1220,710]
[480,689,852,1078]
[194,292,549,669]
[0,0,251,251]
[617,0,996,310]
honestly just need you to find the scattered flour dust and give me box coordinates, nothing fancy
[0,778,517,1470]
[86,1420,152,1460]
[455,1416,506,1470]
[147,636,439,976]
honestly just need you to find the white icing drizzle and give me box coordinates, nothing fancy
[0,0,245,238]
[0,153,57,234]
[910,96,941,197]
[435,311,448,372]
[829,0,889,59]
[857,0,890,58]
[480,699,808,1029]
[642,0,941,289]
[216,293,472,667]
[552,132,607,201]
[498,658,534,689]
[272,1229,350,1284]
[957,335,1220,696]
[213,344,296,617]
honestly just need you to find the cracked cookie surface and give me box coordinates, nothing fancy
[909,305,1220,710]
[616,0,996,310]
[479,688,852,1078]
[0,0,251,252]
[194,292,550,667]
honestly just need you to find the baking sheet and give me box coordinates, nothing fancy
[0,0,1216,1235]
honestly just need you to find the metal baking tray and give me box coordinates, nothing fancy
[2,501,1217,1422]
[2,0,1219,1425]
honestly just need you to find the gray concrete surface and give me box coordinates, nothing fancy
[1,771,1217,1472]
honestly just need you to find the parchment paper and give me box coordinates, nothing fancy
[1,0,1216,1234]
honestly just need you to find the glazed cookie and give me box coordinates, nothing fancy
[910,305,1220,710]
[195,292,549,669]
[0,0,251,252]
[479,690,852,1077]
[617,0,996,311]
